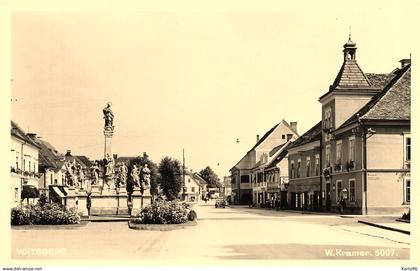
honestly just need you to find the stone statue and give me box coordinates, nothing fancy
[141,163,151,188]
[90,161,100,184]
[65,160,77,187]
[131,164,140,187]
[103,102,114,130]
[104,153,114,177]
[76,164,85,189]
[119,162,128,185]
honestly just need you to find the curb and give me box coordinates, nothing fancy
[82,216,130,222]
[358,220,410,235]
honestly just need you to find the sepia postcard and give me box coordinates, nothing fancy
[0,1,419,270]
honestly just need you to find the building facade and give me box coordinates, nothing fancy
[252,141,291,208]
[287,122,322,211]
[10,121,41,206]
[230,120,299,204]
[318,37,411,214]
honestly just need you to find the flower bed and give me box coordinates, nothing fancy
[129,199,198,230]
[11,202,80,225]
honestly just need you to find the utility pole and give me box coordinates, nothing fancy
[182,148,185,201]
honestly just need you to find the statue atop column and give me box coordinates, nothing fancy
[103,102,114,134]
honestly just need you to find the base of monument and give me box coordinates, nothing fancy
[66,193,152,216]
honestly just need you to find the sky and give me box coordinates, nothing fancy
[10,10,415,179]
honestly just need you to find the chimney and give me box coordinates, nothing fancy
[256,135,260,142]
[65,150,72,156]
[290,122,298,134]
[143,152,148,159]
[113,154,118,160]
[400,58,411,69]
[26,133,37,140]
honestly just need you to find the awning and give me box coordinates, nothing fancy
[63,187,70,196]
[21,185,40,199]
[52,186,66,198]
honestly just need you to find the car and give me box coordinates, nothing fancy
[215,199,226,208]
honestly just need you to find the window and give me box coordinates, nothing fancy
[191,187,195,193]
[315,155,320,176]
[349,137,355,162]
[29,161,31,172]
[14,188,19,202]
[349,179,355,202]
[240,175,250,183]
[306,157,310,177]
[287,134,293,141]
[406,137,411,161]
[405,179,410,203]
[16,157,19,169]
[290,162,295,179]
[297,160,301,178]
[282,134,285,139]
[336,180,342,202]
[324,107,332,129]
[325,145,331,166]
[336,141,342,164]
[23,159,26,171]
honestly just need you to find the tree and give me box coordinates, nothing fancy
[157,156,183,200]
[199,166,221,188]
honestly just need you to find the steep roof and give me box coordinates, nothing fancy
[265,141,292,169]
[64,155,90,168]
[365,73,393,89]
[193,173,208,186]
[250,123,279,150]
[11,121,40,149]
[331,60,371,89]
[75,156,93,168]
[338,63,411,129]
[288,121,322,149]
[34,138,64,169]
[230,119,297,172]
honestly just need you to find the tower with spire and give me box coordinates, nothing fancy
[319,34,382,134]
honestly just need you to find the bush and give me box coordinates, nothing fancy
[11,207,31,225]
[187,210,197,221]
[10,202,80,225]
[131,199,189,224]
[402,209,410,220]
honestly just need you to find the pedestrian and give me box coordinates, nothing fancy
[86,193,92,216]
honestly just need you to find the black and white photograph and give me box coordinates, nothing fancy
[0,1,418,269]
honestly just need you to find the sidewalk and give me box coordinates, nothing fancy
[82,215,130,222]
[357,216,410,235]
[229,205,340,217]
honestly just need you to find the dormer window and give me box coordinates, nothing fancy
[324,107,332,130]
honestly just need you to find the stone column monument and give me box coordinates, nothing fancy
[102,102,115,193]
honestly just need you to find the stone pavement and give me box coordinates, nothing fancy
[11,204,410,260]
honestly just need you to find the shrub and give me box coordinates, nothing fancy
[187,210,197,221]
[10,202,80,225]
[402,209,410,220]
[131,199,189,224]
[38,193,48,207]
[11,206,31,225]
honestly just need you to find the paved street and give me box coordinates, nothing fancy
[11,204,410,260]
